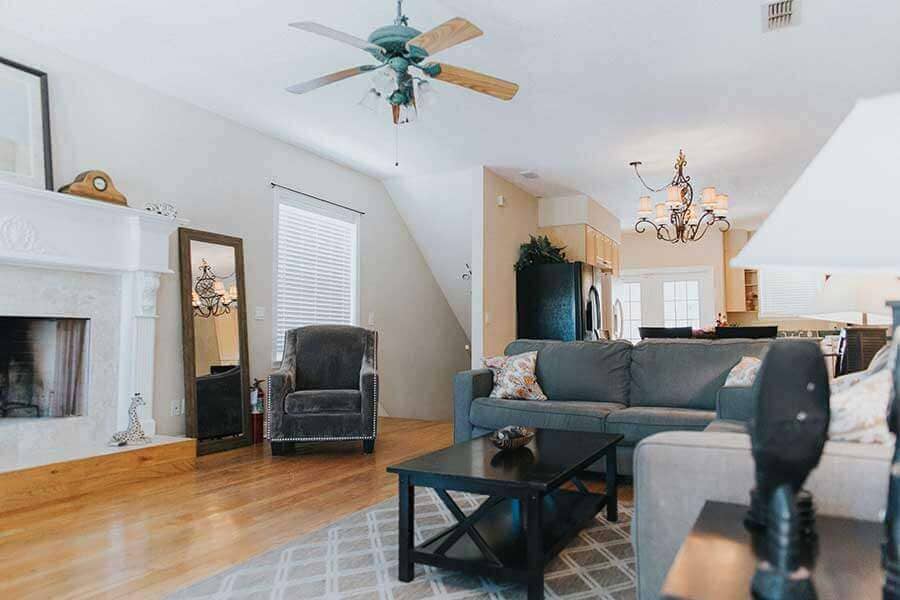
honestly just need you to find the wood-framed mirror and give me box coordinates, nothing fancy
[178,228,251,455]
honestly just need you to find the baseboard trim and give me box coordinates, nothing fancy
[0,437,197,516]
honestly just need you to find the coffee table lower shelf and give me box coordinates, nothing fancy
[405,487,607,598]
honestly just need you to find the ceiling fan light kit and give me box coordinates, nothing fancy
[631,150,732,244]
[286,0,519,127]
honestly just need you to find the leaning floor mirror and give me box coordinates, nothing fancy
[178,228,251,455]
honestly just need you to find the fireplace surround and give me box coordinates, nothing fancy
[0,181,184,471]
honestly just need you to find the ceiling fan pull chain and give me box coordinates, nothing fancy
[395,123,400,167]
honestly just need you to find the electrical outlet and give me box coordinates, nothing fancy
[172,398,184,416]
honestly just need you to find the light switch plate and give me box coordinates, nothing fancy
[254,307,265,320]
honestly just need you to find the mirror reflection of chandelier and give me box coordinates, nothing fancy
[630,150,731,244]
[192,259,238,318]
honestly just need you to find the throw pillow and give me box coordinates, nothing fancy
[482,351,547,401]
[828,368,893,444]
[725,356,762,387]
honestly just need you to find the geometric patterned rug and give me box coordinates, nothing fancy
[167,488,636,600]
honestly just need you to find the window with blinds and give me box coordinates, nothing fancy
[273,187,359,361]
[758,270,824,318]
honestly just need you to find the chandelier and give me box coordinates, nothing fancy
[192,259,238,318]
[630,150,731,243]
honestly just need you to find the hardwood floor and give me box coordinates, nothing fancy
[0,418,631,599]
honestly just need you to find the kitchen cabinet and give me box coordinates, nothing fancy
[538,223,620,274]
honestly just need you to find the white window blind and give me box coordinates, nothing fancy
[758,270,824,318]
[273,187,359,361]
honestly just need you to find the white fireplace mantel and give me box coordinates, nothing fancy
[0,181,186,435]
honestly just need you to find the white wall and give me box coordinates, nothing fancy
[620,230,727,316]
[538,195,622,243]
[1,27,469,429]
[384,168,481,339]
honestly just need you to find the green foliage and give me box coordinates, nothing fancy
[514,235,568,271]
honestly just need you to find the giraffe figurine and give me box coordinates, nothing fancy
[109,393,152,446]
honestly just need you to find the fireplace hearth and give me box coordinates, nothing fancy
[0,317,89,419]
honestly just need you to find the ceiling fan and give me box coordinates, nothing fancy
[286,0,520,124]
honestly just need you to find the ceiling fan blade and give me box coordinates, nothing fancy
[290,22,385,55]
[286,65,375,95]
[426,63,519,101]
[392,104,400,125]
[406,18,483,57]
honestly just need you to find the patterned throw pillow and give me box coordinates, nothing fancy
[725,356,762,387]
[828,368,893,444]
[482,351,547,400]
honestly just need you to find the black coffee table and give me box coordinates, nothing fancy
[387,429,622,600]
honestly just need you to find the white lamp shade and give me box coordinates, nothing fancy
[714,194,729,216]
[803,273,900,324]
[666,185,681,207]
[638,195,652,216]
[654,203,668,224]
[700,187,718,209]
[734,92,900,273]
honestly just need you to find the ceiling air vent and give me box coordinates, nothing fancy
[763,0,799,31]
[519,170,540,180]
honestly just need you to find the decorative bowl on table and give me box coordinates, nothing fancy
[489,426,535,451]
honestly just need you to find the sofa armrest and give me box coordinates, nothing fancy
[453,369,493,443]
[716,386,755,422]
[633,431,891,600]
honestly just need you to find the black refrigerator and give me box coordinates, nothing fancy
[516,261,608,341]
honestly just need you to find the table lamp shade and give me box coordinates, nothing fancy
[733,92,900,273]
[803,273,900,325]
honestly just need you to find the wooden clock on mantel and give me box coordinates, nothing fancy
[58,170,128,206]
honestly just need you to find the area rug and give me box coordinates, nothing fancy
[168,489,636,600]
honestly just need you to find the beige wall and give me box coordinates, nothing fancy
[2,28,469,428]
[620,230,727,315]
[481,168,539,358]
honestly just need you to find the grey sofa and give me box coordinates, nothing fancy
[267,325,378,455]
[453,338,770,475]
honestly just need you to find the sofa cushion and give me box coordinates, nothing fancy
[285,389,361,415]
[630,339,770,410]
[605,406,716,445]
[469,397,625,433]
[504,339,632,404]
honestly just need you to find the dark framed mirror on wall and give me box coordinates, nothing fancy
[178,228,251,455]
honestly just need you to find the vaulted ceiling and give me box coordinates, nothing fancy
[3,0,900,225]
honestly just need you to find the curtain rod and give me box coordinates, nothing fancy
[270,182,365,216]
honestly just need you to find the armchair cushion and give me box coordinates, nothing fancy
[285,390,361,415]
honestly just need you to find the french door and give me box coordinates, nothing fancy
[614,267,715,342]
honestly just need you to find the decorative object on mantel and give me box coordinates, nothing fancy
[630,150,731,243]
[192,258,238,318]
[746,341,829,600]
[144,202,178,218]
[58,170,127,205]
[514,235,567,271]
[0,57,53,191]
[108,393,152,446]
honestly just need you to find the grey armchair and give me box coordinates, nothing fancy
[266,325,378,455]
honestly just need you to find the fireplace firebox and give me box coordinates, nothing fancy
[0,317,90,419]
